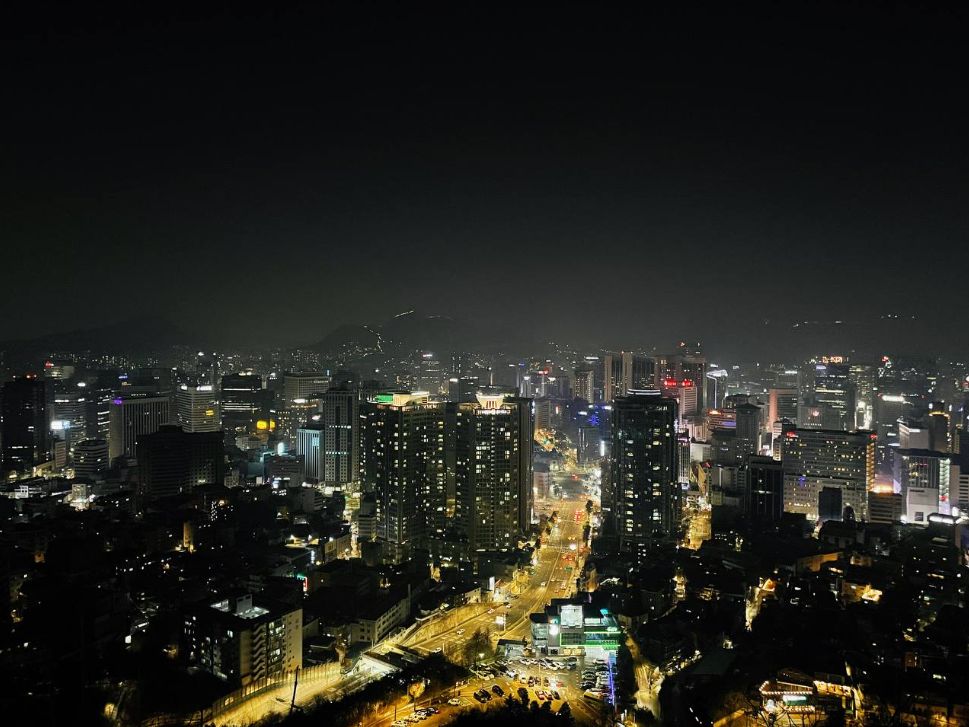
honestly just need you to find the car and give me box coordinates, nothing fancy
[552,690,561,700]
[492,685,504,697]
[487,608,494,614]
[535,689,546,700]
[448,698,461,706]
[543,676,550,686]
[527,676,535,687]
[518,687,529,702]
[427,707,440,714]
[431,647,443,654]
[568,663,577,670]
[473,692,488,704]
[456,629,465,635]
[393,721,408,727]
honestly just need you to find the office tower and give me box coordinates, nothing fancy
[321,386,359,485]
[812,362,856,431]
[51,388,88,452]
[927,402,950,453]
[577,425,601,466]
[817,486,844,522]
[83,386,112,440]
[768,387,799,428]
[264,453,305,486]
[137,425,225,498]
[898,419,930,449]
[874,392,910,450]
[602,354,621,402]
[705,369,728,410]
[72,438,109,481]
[362,392,447,563]
[735,403,761,456]
[183,592,302,687]
[175,384,221,432]
[662,378,698,419]
[868,490,903,524]
[743,455,784,523]
[797,402,824,430]
[296,423,323,482]
[534,398,552,430]
[610,391,679,562]
[781,428,875,522]
[849,363,876,430]
[220,373,267,434]
[282,371,330,408]
[1,375,51,474]
[280,396,321,444]
[417,353,445,394]
[573,366,595,403]
[108,393,171,460]
[448,376,480,404]
[453,392,533,553]
[892,448,950,524]
[680,349,706,410]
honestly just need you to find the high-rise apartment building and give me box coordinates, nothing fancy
[609,391,679,562]
[362,392,447,563]
[573,366,595,403]
[781,428,875,522]
[453,392,533,553]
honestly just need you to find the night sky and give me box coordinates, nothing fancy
[3,3,968,357]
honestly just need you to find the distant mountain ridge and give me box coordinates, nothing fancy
[0,315,196,360]
[308,310,535,356]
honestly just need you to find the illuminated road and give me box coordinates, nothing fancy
[405,497,588,656]
[212,496,595,725]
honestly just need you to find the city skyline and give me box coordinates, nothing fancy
[2,4,968,726]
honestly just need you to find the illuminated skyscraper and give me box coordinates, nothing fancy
[781,428,875,522]
[573,365,595,403]
[812,362,856,431]
[108,393,171,461]
[362,392,447,563]
[454,392,533,552]
[220,373,269,435]
[296,423,323,482]
[609,391,679,562]
[72,438,109,481]
[321,385,359,485]
[282,371,330,408]
[175,384,221,432]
